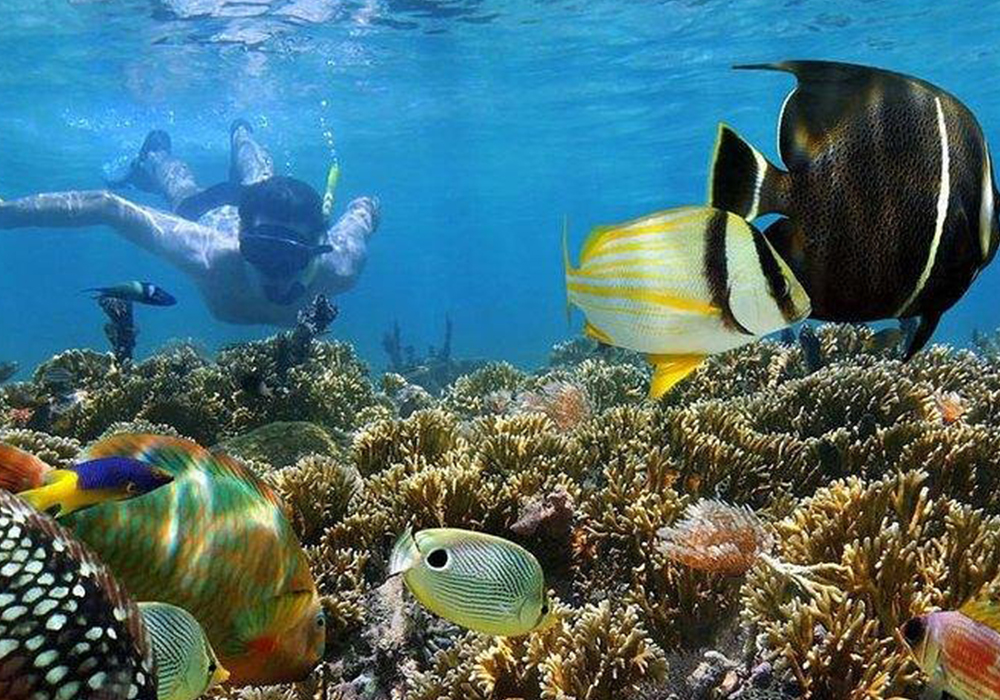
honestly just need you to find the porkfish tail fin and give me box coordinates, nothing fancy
[562,215,574,325]
[708,123,790,220]
[389,527,419,577]
[648,354,707,399]
[0,442,52,492]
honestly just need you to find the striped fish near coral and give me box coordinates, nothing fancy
[138,602,229,700]
[0,433,325,685]
[563,206,811,398]
[901,595,1000,700]
[709,60,1000,359]
[390,527,555,636]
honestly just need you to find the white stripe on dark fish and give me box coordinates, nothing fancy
[896,96,951,317]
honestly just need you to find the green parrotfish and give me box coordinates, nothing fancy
[0,434,325,686]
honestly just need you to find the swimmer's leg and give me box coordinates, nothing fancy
[229,119,274,186]
[109,130,202,213]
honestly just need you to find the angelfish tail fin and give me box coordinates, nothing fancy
[0,443,52,492]
[648,354,707,399]
[708,124,791,220]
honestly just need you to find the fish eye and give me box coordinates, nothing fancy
[903,617,925,645]
[125,481,137,495]
[541,604,549,615]
[426,548,449,569]
[316,611,326,627]
[208,661,216,674]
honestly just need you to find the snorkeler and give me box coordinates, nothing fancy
[0,120,379,326]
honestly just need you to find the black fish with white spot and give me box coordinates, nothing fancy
[0,489,156,700]
[708,60,1000,359]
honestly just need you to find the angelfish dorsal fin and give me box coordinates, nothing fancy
[959,593,1000,632]
[735,61,900,170]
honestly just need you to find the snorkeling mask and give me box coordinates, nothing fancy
[240,224,333,278]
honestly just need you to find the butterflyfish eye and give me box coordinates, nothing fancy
[427,548,449,569]
[317,611,326,627]
[903,617,925,645]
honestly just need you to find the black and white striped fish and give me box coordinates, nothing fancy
[709,60,999,359]
[0,489,157,700]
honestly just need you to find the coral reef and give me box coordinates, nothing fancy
[382,317,487,395]
[9,322,1000,699]
[100,296,138,363]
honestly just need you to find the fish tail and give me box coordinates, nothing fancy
[562,215,575,324]
[0,443,52,492]
[648,354,707,399]
[708,123,790,220]
[389,527,419,576]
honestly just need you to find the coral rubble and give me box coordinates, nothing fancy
[7,322,1000,699]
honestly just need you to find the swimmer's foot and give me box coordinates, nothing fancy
[107,130,172,192]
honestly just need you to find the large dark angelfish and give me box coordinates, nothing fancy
[708,59,1000,358]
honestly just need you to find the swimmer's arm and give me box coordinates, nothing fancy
[0,190,226,273]
[316,196,380,281]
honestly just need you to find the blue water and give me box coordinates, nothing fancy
[1,0,999,377]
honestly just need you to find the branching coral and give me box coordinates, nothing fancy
[12,321,1000,699]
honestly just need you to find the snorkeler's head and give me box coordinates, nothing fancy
[238,176,332,305]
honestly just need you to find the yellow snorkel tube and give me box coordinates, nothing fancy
[322,159,340,220]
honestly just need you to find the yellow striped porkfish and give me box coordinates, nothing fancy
[390,528,554,637]
[901,595,1000,700]
[564,206,810,398]
[0,434,325,686]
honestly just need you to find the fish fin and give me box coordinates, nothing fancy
[761,217,807,281]
[958,594,1000,632]
[708,123,790,220]
[583,321,614,346]
[562,215,574,324]
[902,313,941,361]
[389,527,419,576]
[0,442,52,492]
[735,61,888,169]
[648,354,707,399]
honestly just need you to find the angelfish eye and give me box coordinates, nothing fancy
[903,617,926,645]
[427,548,449,569]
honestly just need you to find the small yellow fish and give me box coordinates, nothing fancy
[563,206,810,398]
[139,603,229,700]
[901,595,1000,699]
[390,528,554,636]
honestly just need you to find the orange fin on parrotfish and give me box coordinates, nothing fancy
[0,442,52,492]
[648,354,707,399]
